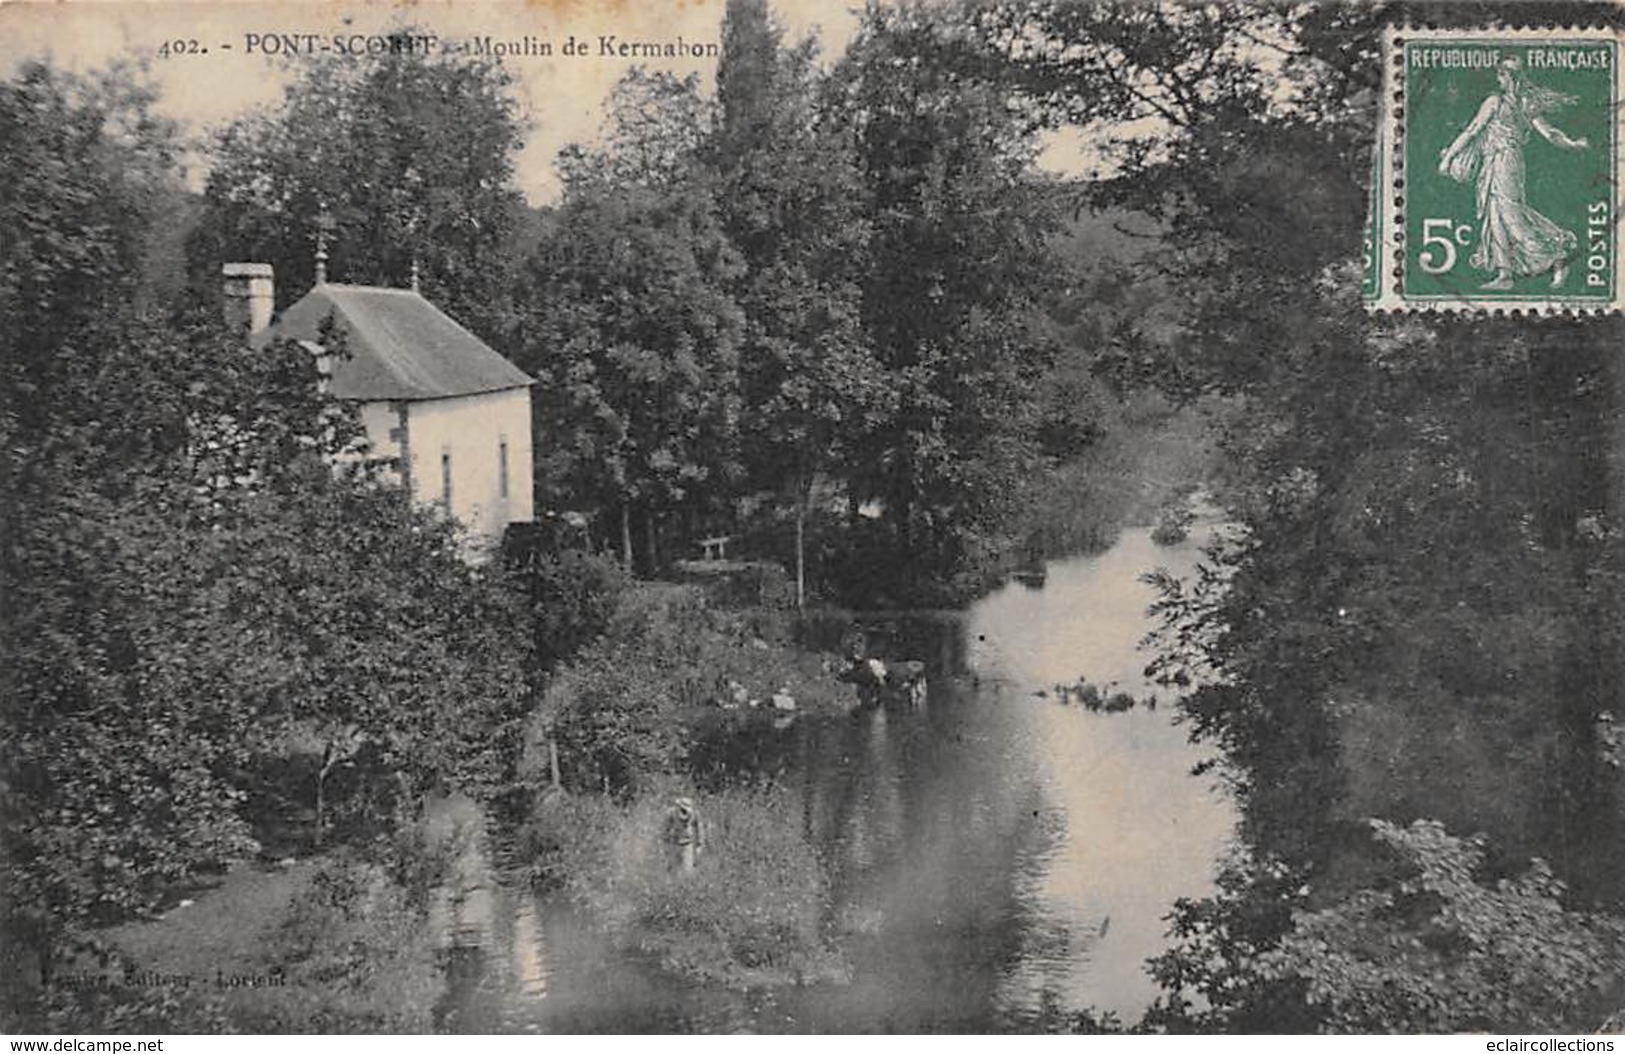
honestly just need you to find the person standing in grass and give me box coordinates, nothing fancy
[664,797,705,873]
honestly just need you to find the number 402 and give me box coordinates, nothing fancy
[1418,218,1474,274]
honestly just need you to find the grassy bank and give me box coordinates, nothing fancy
[517,783,845,989]
[528,581,855,797]
[510,576,864,990]
[1019,393,1224,557]
[31,832,458,1033]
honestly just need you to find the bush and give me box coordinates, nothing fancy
[551,783,845,988]
[510,546,627,671]
[1149,820,1625,1034]
[677,561,796,613]
[509,792,621,892]
[544,586,848,794]
[1150,504,1194,546]
[816,519,970,609]
[1258,820,1625,1033]
[544,587,708,793]
[247,854,443,1033]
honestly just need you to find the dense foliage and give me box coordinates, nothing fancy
[831,6,1061,584]
[518,98,747,568]
[1147,822,1625,1033]
[11,0,1625,1034]
[517,0,1070,602]
[957,0,1625,1032]
[509,547,629,674]
[1263,820,1625,1033]
[710,0,890,605]
[0,61,531,1018]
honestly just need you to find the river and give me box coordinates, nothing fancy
[447,521,1237,1032]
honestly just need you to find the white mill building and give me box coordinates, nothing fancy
[223,262,535,556]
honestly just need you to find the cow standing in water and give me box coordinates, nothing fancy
[837,627,928,709]
[663,796,705,873]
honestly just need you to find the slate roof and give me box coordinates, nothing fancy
[262,284,532,401]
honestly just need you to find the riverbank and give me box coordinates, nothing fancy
[35,405,1222,1031]
[517,785,848,990]
[509,576,869,990]
[482,523,1242,1032]
[710,395,1223,611]
[499,400,1224,999]
[527,581,858,793]
[960,395,1225,602]
[1019,394,1222,557]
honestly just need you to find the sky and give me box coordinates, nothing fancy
[0,0,874,203]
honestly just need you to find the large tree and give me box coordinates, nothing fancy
[519,72,745,571]
[1,62,227,982]
[0,61,181,473]
[710,0,890,606]
[831,4,1062,592]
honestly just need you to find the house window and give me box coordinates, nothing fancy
[498,438,509,500]
[441,450,453,510]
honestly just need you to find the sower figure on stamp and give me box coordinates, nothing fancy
[1439,54,1589,290]
[663,796,705,873]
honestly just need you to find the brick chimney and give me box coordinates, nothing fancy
[222,262,274,338]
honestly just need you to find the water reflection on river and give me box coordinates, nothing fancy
[474,524,1236,1032]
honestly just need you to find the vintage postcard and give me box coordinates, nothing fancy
[4,0,1624,1041]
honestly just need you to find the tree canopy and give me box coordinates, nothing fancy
[518,74,746,567]
[187,42,528,348]
[829,4,1062,586]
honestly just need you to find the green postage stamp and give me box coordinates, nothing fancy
[1371,25,1624,313]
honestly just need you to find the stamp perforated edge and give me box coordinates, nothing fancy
[1370,24,1625,316]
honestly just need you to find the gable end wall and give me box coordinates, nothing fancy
[357,387,534,556]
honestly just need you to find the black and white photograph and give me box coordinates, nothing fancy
[2,0,1623,1037]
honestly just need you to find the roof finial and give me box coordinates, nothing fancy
[401,164,427,296]
[314,203,335,286]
